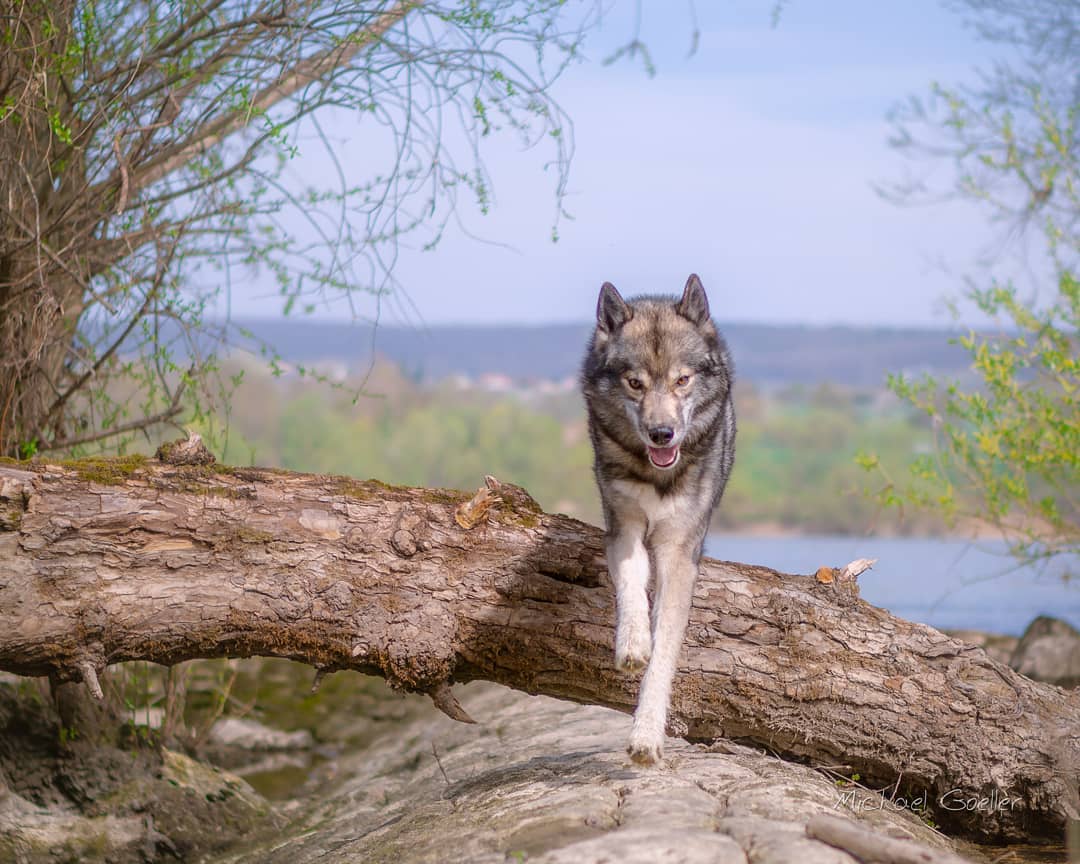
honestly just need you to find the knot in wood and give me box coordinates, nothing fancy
[765,592,806,630]
[321,581,354,612]
[391,529,418,558]
[156,433,215,466]
[345,527,368,551]
[390,509,424,557]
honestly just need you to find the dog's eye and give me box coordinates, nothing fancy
[676,375,691,387]
[626,377,644,391]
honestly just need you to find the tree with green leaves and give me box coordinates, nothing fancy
[0,0,591,458]
[862,0,1078,570]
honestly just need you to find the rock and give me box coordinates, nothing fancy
[224,684,976,864]
[0,748,273,864]
[0,677,277,864]
[1010,616,1080,688]
[209,715,315,751]
[0,783,146,864]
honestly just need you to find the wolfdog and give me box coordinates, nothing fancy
[581,274,735,764]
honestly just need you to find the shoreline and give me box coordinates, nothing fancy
[708,521,1008,542]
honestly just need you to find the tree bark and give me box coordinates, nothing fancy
[0,457,1076,843]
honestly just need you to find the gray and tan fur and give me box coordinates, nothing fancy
[581,274,735,763]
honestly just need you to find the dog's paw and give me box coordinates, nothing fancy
[614,624,651,673]
[627,730,663,765]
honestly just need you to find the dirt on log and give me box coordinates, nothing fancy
[0,455,1077,844]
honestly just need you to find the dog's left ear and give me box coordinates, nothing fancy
[676,274,710,325]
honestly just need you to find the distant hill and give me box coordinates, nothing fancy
[229,318,973,389]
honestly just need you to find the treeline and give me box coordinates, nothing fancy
[190,359,938,536]
[228,318,974,390]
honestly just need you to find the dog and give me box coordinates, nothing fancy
[581,274,735,764]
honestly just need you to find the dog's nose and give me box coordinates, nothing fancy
[648,426,674,446]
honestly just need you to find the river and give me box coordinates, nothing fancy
[705,534,1078,636]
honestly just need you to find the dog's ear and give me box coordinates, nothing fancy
[676,274,710,325]
[597,282,631,332]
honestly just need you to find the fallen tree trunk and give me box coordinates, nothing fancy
[0,455,1076,843]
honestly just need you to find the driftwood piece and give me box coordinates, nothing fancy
[0,457,1077,842]
[806,814,973,864]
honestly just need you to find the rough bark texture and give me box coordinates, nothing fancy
[0,457,1077,843]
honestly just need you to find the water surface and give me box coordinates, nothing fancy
[705,535,1078,636]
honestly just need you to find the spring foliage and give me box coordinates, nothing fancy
[863,0,1078,568]
[0,0,584,458]
[861,277,1078,564]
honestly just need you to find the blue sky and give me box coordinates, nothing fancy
[225,0,1015,328]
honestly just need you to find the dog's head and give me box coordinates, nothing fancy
[586,274,730,471]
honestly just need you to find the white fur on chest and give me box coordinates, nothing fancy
[609,479,682,527]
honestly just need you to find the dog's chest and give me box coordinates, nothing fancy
[608,479,683,527]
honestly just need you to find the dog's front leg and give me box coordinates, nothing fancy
[605,514,652,673]
[627,526,700,764]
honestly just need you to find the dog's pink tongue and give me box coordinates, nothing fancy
[648,445,679,467]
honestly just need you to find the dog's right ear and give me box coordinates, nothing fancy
[597,282,632,333]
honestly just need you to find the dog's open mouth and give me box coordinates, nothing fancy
[647,445,680,469]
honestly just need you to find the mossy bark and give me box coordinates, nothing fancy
[0,459,1076,843]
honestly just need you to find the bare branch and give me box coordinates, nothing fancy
[119,1,421,198]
